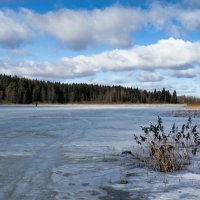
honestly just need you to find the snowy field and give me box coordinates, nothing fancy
[0,105,200,200]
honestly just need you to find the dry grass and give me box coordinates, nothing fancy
[185,103,200,109]
[134,116,200,173]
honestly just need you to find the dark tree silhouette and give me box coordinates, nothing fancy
[0,74,181,104]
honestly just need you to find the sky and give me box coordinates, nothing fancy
[0,0,200,97]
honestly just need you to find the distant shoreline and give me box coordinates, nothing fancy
[185,104,200,110]
[0,103,184,107]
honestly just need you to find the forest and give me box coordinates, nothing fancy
[0,74,179,104]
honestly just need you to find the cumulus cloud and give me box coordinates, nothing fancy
[0,10,32,48]
[0,4,200,49]
[148,3,200,34]
[60,38,200,73]
[178,9,200,31]
[22,6,144,50]
[1,38,200,79]
[24,4,200,49]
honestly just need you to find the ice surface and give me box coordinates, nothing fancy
[0,105,200,200]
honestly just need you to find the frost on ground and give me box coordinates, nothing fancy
[0,105,200,200]
[50,143,200,200]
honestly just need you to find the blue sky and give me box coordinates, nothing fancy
[0,0,200,97]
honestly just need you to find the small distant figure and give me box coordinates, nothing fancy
[35,103,38,107]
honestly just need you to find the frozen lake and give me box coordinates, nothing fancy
[0,105,200,200]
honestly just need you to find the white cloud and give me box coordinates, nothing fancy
[0,10,32,48]
[147,3,200,34]
[0,4,200,49]
[23,6,144,50]
[24,4,200,49]
[148,4,177,30]
[179,9,200,31]
[61,38,200,73]
[1,38,200,79]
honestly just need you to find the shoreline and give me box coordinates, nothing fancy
[0,103,184,107]
[185,104,200,110]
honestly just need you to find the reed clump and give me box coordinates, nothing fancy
[134,116,200,172]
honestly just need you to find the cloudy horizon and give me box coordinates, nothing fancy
[0,0,200,97]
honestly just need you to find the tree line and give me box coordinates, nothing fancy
[0,74,178,104]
